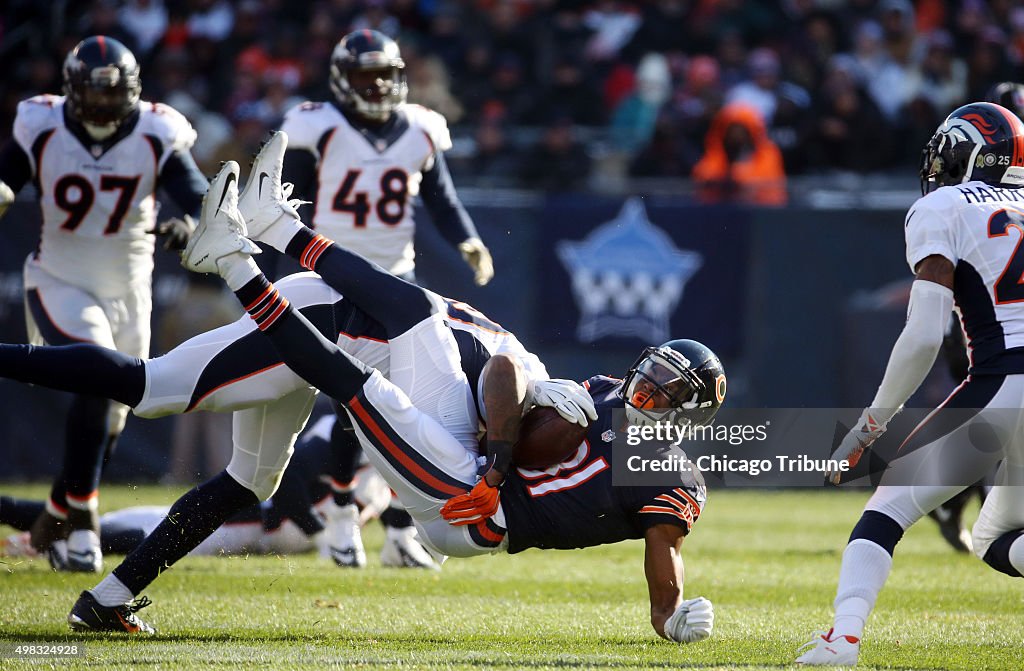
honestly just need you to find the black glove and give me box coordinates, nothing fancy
[152,214,196,251]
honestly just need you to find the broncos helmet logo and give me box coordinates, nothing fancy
[960,113,999,144]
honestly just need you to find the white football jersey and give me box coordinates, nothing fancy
[281,101,451,276]
[907,181,1024,372]
[13,95,196,298]
[337,299,547,398]
[441,300,549,426]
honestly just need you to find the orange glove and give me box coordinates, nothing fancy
[440,478,500,526]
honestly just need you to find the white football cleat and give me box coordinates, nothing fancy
[182,160,260,274]
[47,539,69,571]
[236,130,304,243]
[65,529,103,573]
[380,526,441,570]
[796,629,861,666]
[324,503,366,568]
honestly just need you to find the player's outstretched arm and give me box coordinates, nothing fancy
[829,254,954,482]
[645,523,714,643]
[420,152,493,286]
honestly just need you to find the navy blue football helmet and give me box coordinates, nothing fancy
[63,36,141,131]
[920,102,1024,195]
[622,339,726,429]
[329,30,407,123]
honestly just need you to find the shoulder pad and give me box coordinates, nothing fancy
[139,101,197,153]
[13,96,64,152]
[400,104,452,152]
[583,375,622,396]
[281,101,343,151]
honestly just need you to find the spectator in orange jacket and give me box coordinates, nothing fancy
[691,104,787,205]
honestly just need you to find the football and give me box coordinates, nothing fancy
[513,406,588,469]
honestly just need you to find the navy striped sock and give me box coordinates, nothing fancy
[286,228,332,271]
[235,275,291,333]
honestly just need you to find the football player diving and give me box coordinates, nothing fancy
[797,102,1024,665]
[0,36,206,573]
[140,132,722,641]
[0,132,722,641]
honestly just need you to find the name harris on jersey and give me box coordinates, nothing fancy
[955,183,1024,204]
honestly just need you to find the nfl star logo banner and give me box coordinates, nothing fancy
[544,197,749,356]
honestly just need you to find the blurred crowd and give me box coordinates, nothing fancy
[2,0,1024,202]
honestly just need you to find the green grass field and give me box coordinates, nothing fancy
[1,484,1021,670]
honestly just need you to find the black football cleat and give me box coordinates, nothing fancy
[928,488,974,554]
[68,591,156,634]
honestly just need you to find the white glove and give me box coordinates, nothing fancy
[526,378,598,427]
[458,237,494,286]
[664,597,714,644]
[827,409,887,484]
[0,180,14,219]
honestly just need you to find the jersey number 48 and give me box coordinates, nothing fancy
[332,168,408,228]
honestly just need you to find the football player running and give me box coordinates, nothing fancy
[925,82,1024,554]
[0,133,587,633]
[280,29,494,569]
[148,143,720,643]
[797,102,1024,665]
[0,36,206,573]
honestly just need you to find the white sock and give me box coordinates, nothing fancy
[217,253,261,291]
[90,573,134,606]
[1008,534,1024,574]
[832,539,893,639]
[262,217,305,253]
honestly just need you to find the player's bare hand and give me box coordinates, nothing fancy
[527,379,598,427]
[458,237,494,286]
[151,214,196,251]
[440,478,500,526]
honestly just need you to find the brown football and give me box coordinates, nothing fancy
[512,406,589,469]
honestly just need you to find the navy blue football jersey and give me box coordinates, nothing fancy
[501,376,707,554]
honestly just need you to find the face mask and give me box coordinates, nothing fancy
[83,121,117,140]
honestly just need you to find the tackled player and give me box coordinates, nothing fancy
[161,137,725,643]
